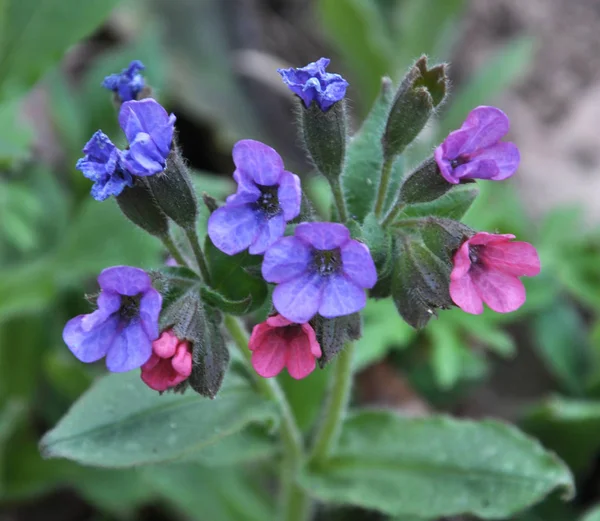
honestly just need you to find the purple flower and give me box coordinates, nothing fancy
[262,222,377,323]
[119,99,176,176]
[277,58,349,111]
[101,60,145,102]
[63,266,162,372]
[208,140,301,255]
[76,131,133,201]
[434,106,520,184]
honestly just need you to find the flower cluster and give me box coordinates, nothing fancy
[77,98,175,201]
[62,57,541,391]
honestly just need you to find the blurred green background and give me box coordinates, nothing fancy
[2,0,600,520]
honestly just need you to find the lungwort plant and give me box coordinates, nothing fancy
[40,57,573,521]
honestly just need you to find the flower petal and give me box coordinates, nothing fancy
[451,240,473,280]
[434,146,459,184]
[171,343,193,378]
[286,334,318,380]
[119,99,174,151]
[251,332,287,378]
[278,171,301,221]
[469,232,515,246]
[481,241,541,277]
[249,214,286,255]
[449,272,484,315]
[232,140,284,186]
[139,288,162,341]
[273,273,323,323]
[459,106,510,155]
[340,240,377,288]
[453,159,499,181]
[300,323,322,357]
[152,330,179,359]
[471,268,526,313]
[267,314,293,328]
[123,134,165,176]
[98,266,152,296]
[207,204,259,255]
[295,222,350,250]
[63,314,120,363]
[249,322,274,352]
[319,275,366,318]
[80,291,121,332]
[105,319,153,372]
[473,142,520,181]
[262,236,311,283]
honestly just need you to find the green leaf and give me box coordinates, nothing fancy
[582,506,600,521]
[55,198,162,282]
[0,0,120,100]
[200,286,253,315]
[532,302,591,395]
[438,37,534,137]
[300,410,574,519]
[521,397,600,475]
[205,237,267,313]
[317,0,392,109]
[401,183,479,220]
[342,78,405,222]
[40,371,278,468]
[0,97,32,166]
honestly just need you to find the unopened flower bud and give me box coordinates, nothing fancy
[116,178,170,237]
[382,56,448,160]
[392,236,453,329]
[147,145,199,231]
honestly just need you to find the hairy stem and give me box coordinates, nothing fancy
[381,202,407,227]
[374,156,395,218]
[184,227,212,286]
[309,342,355,465]
[160,233,187,268]
[330,178,348,223]
[223,315,311,521]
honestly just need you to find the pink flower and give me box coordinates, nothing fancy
[140,329,193,391]
[249,315,322,380]
[450,232,541,315]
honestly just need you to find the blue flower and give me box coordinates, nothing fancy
[76,131,133,201]
[208,139,301,255]
[120,99,176,176]
[101,60,146,102]
[277,58,349,111]
[63,266,162,372]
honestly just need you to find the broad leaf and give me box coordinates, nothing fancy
[40,371,278,467]
[300,410,574,519]
[204,237,267,313]
[0,0,120,101]
[521,397,600,475]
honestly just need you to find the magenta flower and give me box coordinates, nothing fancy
[208,140,301,255]
[249,314,321,380]
[450,232,541,314]
[434,106,520,184]
[63,266,162,372]
[262,222,377,323]
[120,99,176,176]
[141,329,192,391]
[277,58,349,111]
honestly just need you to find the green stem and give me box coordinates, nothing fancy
[374,156,395,218]
[184,227,212,286]
[309,342,355,465]
[330,178,348,223]
[223,315,310,521]
[160,233,188,267]
[381,202,406,227]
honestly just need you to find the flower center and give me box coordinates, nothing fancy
[119,294,141,320]
[469,245,483,265]
[254,184,281,217]
[450,156,469,169]
[278,324,303,341]
[312,248,342,276]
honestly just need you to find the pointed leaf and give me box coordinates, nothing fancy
[40,371,278,468]
[401,183,479,220]
[300,410,574,519]
[201,286,253,315]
